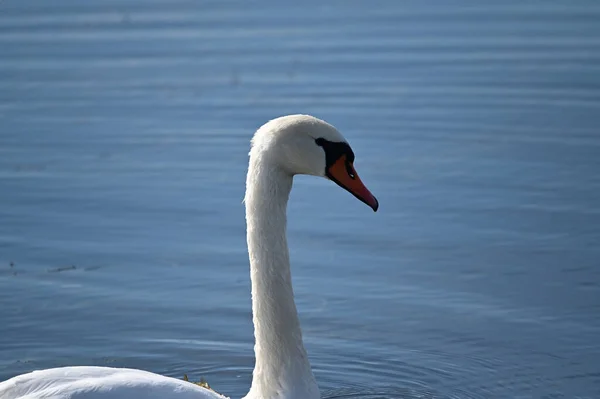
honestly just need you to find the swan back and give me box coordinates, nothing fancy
[0,367,227,399]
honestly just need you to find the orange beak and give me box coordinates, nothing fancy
[326,155,379,212]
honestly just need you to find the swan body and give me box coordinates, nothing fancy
[0,367,226,399]
[0,115,378,399]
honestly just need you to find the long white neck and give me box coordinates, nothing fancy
[242,151,319,399]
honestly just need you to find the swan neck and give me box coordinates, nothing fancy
[244,156,319,399]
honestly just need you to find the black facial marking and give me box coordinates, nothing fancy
[315,138,355,170]
[316,137,377,211]
[345,162,356,179]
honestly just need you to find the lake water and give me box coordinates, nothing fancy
[1,1,599,398]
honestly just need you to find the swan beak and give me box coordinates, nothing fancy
[327,156,379,212]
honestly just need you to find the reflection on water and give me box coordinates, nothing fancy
[1,1,600,398]
[323,387,441,399]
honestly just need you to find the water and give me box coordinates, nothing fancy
[1,1,599,397]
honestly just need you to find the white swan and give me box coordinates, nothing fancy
[0,114,378,399]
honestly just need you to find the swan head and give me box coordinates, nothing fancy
[251,114,379,211]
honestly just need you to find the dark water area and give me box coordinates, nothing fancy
[1,1,599,398]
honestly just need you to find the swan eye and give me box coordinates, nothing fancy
[345,161,356,179]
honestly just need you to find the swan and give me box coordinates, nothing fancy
[0,114,378,399]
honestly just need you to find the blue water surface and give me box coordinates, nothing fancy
[1,1,599,398]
